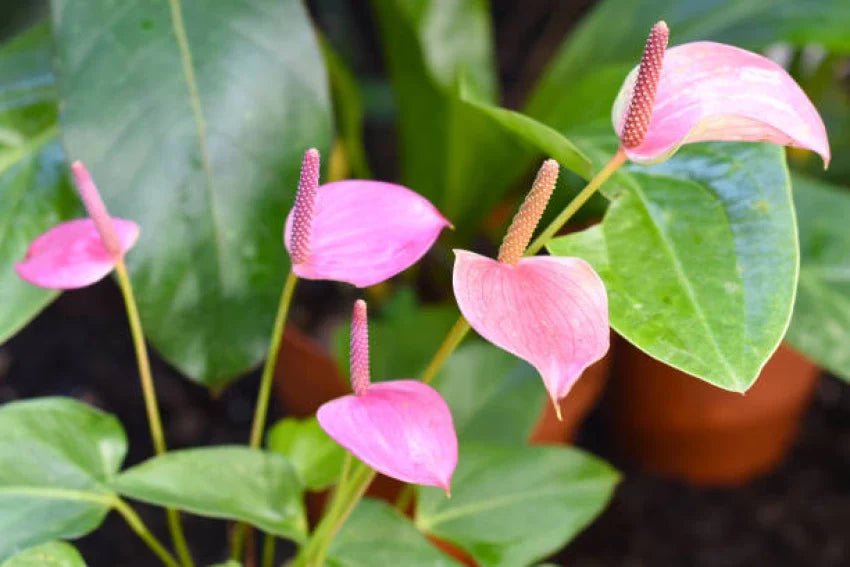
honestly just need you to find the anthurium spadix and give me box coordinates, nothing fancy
[317,300,458,492]
[284,148,450,287]
[453,160,610,418]
[613,21,830,165]
[15,161,139,289]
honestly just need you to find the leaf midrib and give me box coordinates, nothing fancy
[167,0,226,288]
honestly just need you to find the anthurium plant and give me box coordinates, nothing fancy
[1,1,848,566]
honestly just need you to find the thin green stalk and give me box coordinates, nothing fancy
[294,461,375,567]
[420,317,470,384]
[393,484,415,512]
[114,261,194,567]
[112,497,181,567]
[262,534,276,567]
[232,269,298,559]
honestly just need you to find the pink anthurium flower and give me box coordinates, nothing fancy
[612,21,830,165]
[284,149,450,287]
[453,160,609,418]
[317,300,458,493]
[15,162,139,289]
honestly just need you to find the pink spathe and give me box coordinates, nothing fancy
[15,218,140,289]
[318,380,457,492]
[612,41,830,165]
[284,179,450,287]
[453,250,609,408]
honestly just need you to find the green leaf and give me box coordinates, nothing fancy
[266,416,346,491]
[526,0,850,132]
[332,289,458,380]
[431,342,544,445]
[209,562,241,567]
[549,142,797,391]
[459,86,592,179]
[51,0,332,387]
[786,175,850,381]
[371,0,533,236]
[0,23,77,344]
[1,541,85,567]
[112,446,307,541]
[329,498,459,567]
[416,443,618,567]
[0,398,125,560]
[320,36,371,179]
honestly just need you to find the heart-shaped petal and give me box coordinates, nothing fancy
[612,42,830,165]
[284,180,450,287]
[15,218,140,289]
[453,250,609,405]
[317,380,457,491]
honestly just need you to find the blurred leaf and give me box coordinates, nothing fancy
[550,143,796,392]
[267,416,346,491]
[371,0,534,237]
[332,289,457,380]
[787,175,850,381]
[329,498,459,567]
[51,0,332,387]
[320,36,371,179]
[431,342,544,445]
[208,562,241,567]
[112,447,306,541]
[459,84,592,179]
[416,443,618,567]
[527,0,850,133]
[1,541,85,567]
[0,23,77,344]
[0,398,125,559]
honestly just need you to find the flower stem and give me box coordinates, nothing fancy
[526,148,627,255]
[262,535,276,567]
[231,269,299,560]
[293,460,375,567]
[248,269,299,448]
[114,261,194,567]
[420,148,627,388]
[112,496,181,567]
[420,317,471,384]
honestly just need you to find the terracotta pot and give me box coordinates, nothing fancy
[608,338,821,485]
[529,353,610,444]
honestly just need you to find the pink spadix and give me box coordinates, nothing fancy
[613,21,830,165]
[453,160,610,419]
[15,161,139,289]
[284,149,450,287]
[317,300,458,492]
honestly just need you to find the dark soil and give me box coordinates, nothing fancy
[3,280,850,567]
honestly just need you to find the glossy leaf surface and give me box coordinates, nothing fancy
[549,143,796,391]
[0,24,76,343]
[0,398,125,559]
[51,0,332,387]
[1,541,85,567]
[112,447,307,541]
[329,499,458,567]
[416,443,618,567]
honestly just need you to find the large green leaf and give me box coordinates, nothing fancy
[549,142,797,391]
[329,498,459,567]
[266,416,346,491]
[51,0,332,387]
[527,0,850,132]
[0,398,125,560]
[112,446,307,541]
[416,444,618,567]
[787,175,850,381]
[0,23,76,344]
[371,0,533,235]
[1,541,85,567]
[431,342,544,445]
[332,289,458,381]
